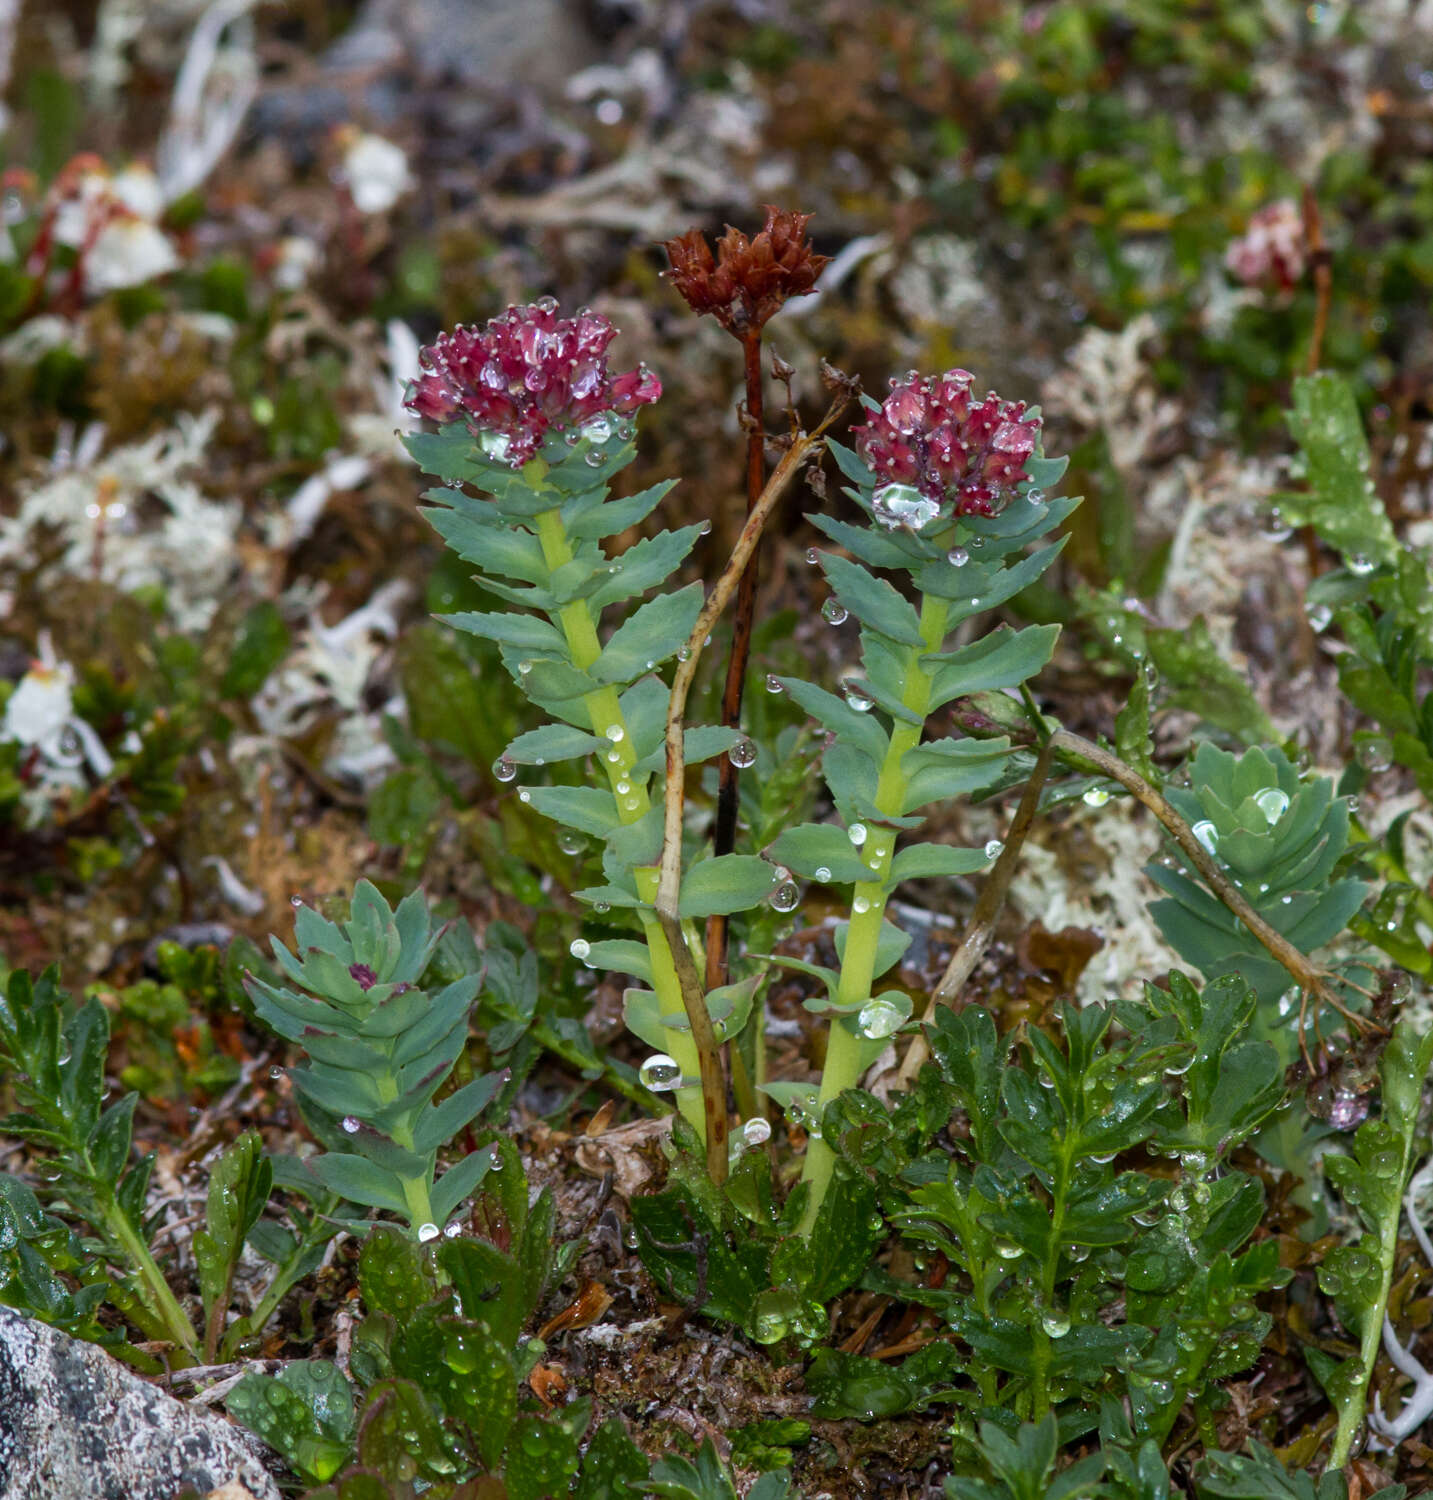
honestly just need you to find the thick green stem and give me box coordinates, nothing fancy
[799,594,951,1233]
[373,1072,438,1232]
[533,505,705,1136]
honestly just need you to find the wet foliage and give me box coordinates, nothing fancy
[8,3,1433,1498]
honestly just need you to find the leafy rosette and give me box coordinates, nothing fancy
[245,882,503,1236]
[1145,743,1367,1020]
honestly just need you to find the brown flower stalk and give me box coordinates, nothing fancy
[661,207,829,999]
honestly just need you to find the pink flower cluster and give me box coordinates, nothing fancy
[1224,200,1306,290]
[406,299,662,467]
[852,370,1041,519]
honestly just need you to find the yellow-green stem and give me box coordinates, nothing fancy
[799,594,951,1233]
[533,505,705,1135]
[374,1072,438,1231]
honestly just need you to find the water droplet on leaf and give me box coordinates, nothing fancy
[858,997,903,1040]
[1254,787,1289,822]
[770,881,800,913]
[639,1054,682,1091]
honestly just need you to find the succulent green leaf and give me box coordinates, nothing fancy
[678,854,779,918]
[591,581,705,683]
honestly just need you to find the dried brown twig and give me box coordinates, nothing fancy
[652,389,852,1184]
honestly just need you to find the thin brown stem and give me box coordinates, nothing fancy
[654,393,852,1184]
[1303,186,1331,379]
[654,906,729,1183]
[705,331,768,994]
[897,729,1372,1084]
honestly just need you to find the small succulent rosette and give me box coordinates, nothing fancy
[246,883,502,1239]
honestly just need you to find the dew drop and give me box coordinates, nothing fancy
[557,830,585,855]
[947,546,969,567]
[742,1117,772,1146]
[1259,509,1292,543]
[822,598,849,626]
[1348,553,1375,575]
[852,895,871,914]
[493,756,517,783]
[984,838,1004,860]
[805,548,820,565]
[639,1054,682,1091]
[1192,819,1219,854]
[849,823,868,846]
[844,682,875,712]
[1306,602,1333,632]
[570,938,591,962]
[1329,1090,1368,1130]
[518,788,532,803]
[342,1115,361,1134]
[770,880,800,913]
[730,737,757,769]
[1040,1308,1072,1338]
[872,482,941,532]
[858,997,903,1040]
[584,449,605,467]
[994,1238,1023,1260]
[605,724,625,743]
[1253,787,1289,823]
[814,865,832,882]
[1356,736,1393,773]
[1082,786,1110,807]
[765,674,785,694]
[417,1222,440,1243]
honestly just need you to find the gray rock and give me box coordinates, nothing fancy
[0,1307,280,1500]
[332,0,601,88]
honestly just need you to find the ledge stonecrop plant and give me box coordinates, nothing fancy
[245,882,502,1240]
[404,301,765,1144]
[769,369,1073,1225]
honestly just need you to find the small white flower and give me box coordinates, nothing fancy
[339,131,412,214]
[4,660,76,750]
[51,169,112,248]
[2,636,115,806]
[272,235,320,291]
[84,216,180,294]
[109,164,165,222]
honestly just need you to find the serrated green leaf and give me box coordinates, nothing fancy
[591,581,704,683]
